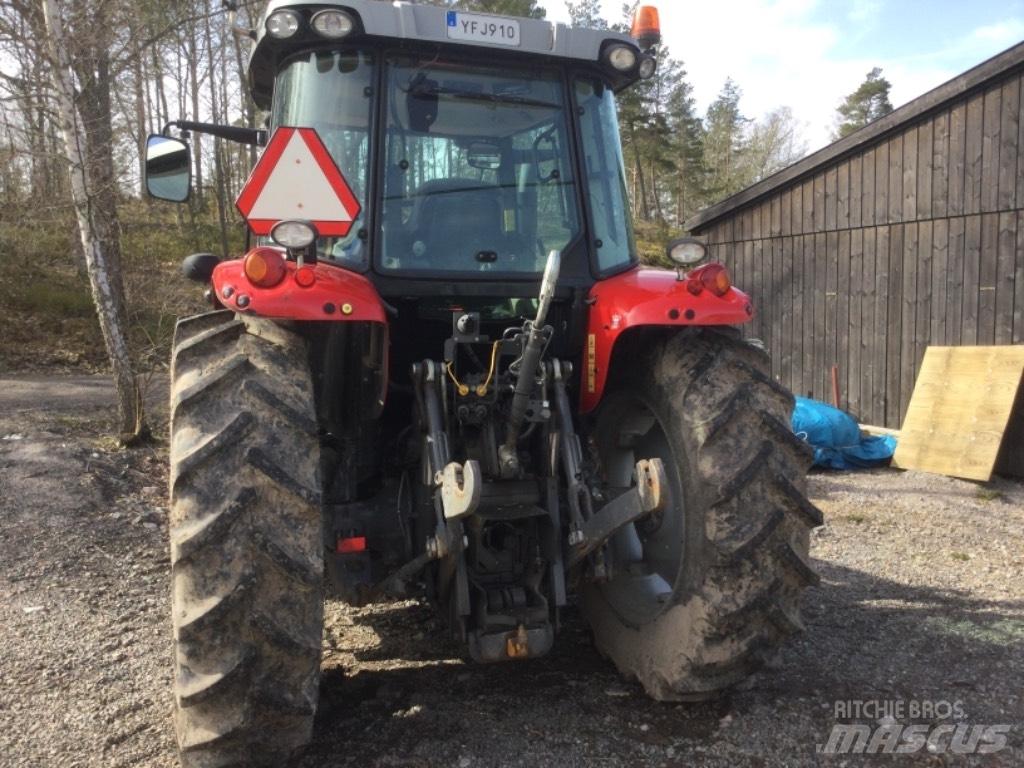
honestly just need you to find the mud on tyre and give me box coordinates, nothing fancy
[168,310,323,767]
[583,329,822,701]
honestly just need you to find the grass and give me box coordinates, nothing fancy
[950,551,971,562]
[93,434,124,453]
[976,488,1002,502]
[0,247,108,371]
[840,513,868,524]
[7,282,95,317]
[0,203,223,374]
[52,413,104,430]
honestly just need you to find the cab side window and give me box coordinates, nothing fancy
[573,77,637,272]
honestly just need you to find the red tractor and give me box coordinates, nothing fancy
[146,2,820,765]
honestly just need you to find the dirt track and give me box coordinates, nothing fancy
[1,374,1022,767]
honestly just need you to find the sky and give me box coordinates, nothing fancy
[543,0,1024,151]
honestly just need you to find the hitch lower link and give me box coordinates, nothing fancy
[566,458,668,570]
[547,361,668,571]
[372,461,479,597]
[439,460,482,521]
[373,362,481,599]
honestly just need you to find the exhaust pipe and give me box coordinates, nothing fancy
[499,250,561,477]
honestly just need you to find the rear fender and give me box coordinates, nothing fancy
[212,256,390,409]
[580,265,753,413]
[211,257,387,324]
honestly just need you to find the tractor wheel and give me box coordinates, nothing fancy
[168,310,323,767]
[583,329,821,701]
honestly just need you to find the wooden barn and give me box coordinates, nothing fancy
[685,42,1024,429]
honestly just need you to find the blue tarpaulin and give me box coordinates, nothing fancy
[791,396,897,470]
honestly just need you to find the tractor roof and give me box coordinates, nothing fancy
[249,0,639,108]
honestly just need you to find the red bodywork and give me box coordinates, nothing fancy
[212,255,752,415]
[211,256,387,323]
[579,265,753,413]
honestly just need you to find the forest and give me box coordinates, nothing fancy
[0,0,884,438]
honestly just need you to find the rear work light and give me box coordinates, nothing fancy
[243,247,287,288]
[266,9,300,39]
[271,219,317,250]
[686,264,732,297]
[311,9,355,38]
[606,44,639,73]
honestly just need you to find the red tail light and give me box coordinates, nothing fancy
[243,247,286,288]
[336,536,367,554]
[688,263,732,297]
[294,265,317,288]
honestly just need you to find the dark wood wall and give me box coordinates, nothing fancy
[698,69,1024,428]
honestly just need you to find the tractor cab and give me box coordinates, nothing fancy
[152,0,660,290]
[251,1,656,287]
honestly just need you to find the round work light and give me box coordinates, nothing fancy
[311,9,355,38]
[266,9,301,39]
[638,56,658,80]
[606,45,638,73]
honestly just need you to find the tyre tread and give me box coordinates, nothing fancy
[169,311,322,768]
[585,330,821,701]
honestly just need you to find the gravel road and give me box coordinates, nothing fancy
[1,375,1022,767]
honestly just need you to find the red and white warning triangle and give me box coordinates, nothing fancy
[236,127,361,237]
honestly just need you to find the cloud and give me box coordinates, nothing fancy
[969,18,1024,44]
[847,0,882,25]
[546,0,850,146]
[651,0,843,147]
[544,0,1024,151]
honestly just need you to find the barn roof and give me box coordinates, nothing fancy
[685,40,1024,233]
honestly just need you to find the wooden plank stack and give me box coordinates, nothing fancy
[893,346,1024,481]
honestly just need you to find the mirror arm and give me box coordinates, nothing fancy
[162,120,266,147]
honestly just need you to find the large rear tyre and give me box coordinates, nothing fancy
[583,329,821,701]
[169,311,323,767]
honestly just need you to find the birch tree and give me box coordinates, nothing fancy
[41,0,143,443]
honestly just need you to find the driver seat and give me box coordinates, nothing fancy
[411,179,505,267]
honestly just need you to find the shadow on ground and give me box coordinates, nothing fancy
[299,558,1024,767]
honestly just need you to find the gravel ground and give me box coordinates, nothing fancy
[1,375,1022,767]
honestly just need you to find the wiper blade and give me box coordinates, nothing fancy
[411,85,560,110]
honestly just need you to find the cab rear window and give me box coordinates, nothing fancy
[378,55,581,275]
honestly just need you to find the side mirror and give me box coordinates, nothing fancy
[145,135,191,202]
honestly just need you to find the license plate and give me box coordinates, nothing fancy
[446,11,521,47]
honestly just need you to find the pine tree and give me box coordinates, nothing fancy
[834,67,893,139]
[565,0,605,28]
[663,59,706,224]
[702,78,749,200]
